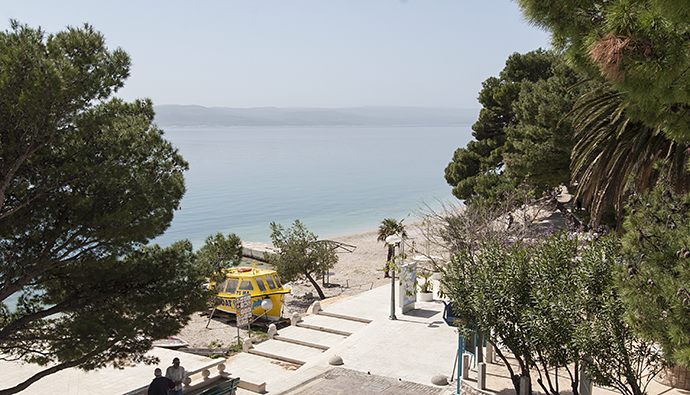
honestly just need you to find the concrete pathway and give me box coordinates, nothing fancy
[0,347,218,395]
[225,281,688,395]
[224,282,457,394]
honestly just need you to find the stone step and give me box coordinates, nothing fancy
[317,310,372,323]
[300,314,368,334]
[247,349,306,366]
[296,322,352,336]
[277,325,348,348]
[273,334,329,351]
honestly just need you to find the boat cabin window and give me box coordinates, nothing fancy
[274,275,283,287]
[265,276,277,289]
[256,278,266,292]
[238,280,255,291]
[222,278,239,293]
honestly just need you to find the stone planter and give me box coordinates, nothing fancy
[656,365,690,390]
[418,292,433,302]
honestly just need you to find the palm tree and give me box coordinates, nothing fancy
[377,218,407,277]
[570,86,690,225]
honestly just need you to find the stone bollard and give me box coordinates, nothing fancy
[462,354,470,380]
[242,338,253,352]
[307,301,322,315]
[520,376,530,394]
[217,363,227,378]
[267,323,278,339]
[291,312,301,326]
[486,342,495,364]
[477,363,487,390]
[579,367,593,395]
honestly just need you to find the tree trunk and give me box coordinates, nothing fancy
[305,272,326,299]
[384,245,394,277]
[493,341,523,394]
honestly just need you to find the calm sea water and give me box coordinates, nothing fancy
[154,125,472,247]
[5,125,470,310]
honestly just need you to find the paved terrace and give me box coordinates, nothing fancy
[0,347,221,395]
[226,282,458,394]
[2,281,688,394]
[227,281,688,395]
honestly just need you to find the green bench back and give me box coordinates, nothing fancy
[198,377,240,395]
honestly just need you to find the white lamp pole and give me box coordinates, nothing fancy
[385,234,402,320]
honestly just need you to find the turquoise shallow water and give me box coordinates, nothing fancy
[154,125,472,247]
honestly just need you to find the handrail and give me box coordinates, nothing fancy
[122,358,227,395]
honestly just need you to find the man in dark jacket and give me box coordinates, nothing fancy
[148,368,174,395]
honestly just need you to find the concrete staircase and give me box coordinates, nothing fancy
[223,301,371,393]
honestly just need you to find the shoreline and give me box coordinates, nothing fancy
[177,220,432,349]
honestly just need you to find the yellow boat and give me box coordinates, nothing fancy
[211,267,290,321]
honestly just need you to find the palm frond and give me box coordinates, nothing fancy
[570,87,690,225]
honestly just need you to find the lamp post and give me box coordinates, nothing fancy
[385,234,402,320]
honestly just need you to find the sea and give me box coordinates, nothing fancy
[153,125,473,247]
[4,124,472,311]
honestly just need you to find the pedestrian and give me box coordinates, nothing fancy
[165,357,186,395]
[147,368,174,395]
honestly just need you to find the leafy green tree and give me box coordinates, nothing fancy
[376,218,407,278]
[197,233,243,274]
[445,50,589,203]
[517,0,690,142]
[619,185,690,368]
[0,22,209,393]
[442,232,662,395]
[269,220,337,300]
[504,60,591,190]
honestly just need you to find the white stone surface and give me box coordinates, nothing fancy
[224,283,457,394]
[277,326,347,348]
[0,347,216,395]
[252,339,324,361]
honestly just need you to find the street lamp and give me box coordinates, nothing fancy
[385,234,402,320]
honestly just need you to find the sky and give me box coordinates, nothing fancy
[2,1,551,109]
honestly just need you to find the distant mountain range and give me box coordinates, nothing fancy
[153,105,479,127]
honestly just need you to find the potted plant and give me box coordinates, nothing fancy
[417,269,433,302]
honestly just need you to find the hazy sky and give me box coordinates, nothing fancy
[3,1,550,108]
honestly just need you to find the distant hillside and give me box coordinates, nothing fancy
[153,105,479,127]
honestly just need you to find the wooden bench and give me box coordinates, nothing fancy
[197,377,240,395]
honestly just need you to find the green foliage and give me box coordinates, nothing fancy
[377,218,407,276]
[197,233,243,277]
[269,220,337,300]
[619,185,690,367]
[441,234,662,395]
[0,22,209,393]
[569,86,690,225]
[445,50,589,203]
[517,0,690,142]
[504,61,592,190]
[417,269,433,293]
